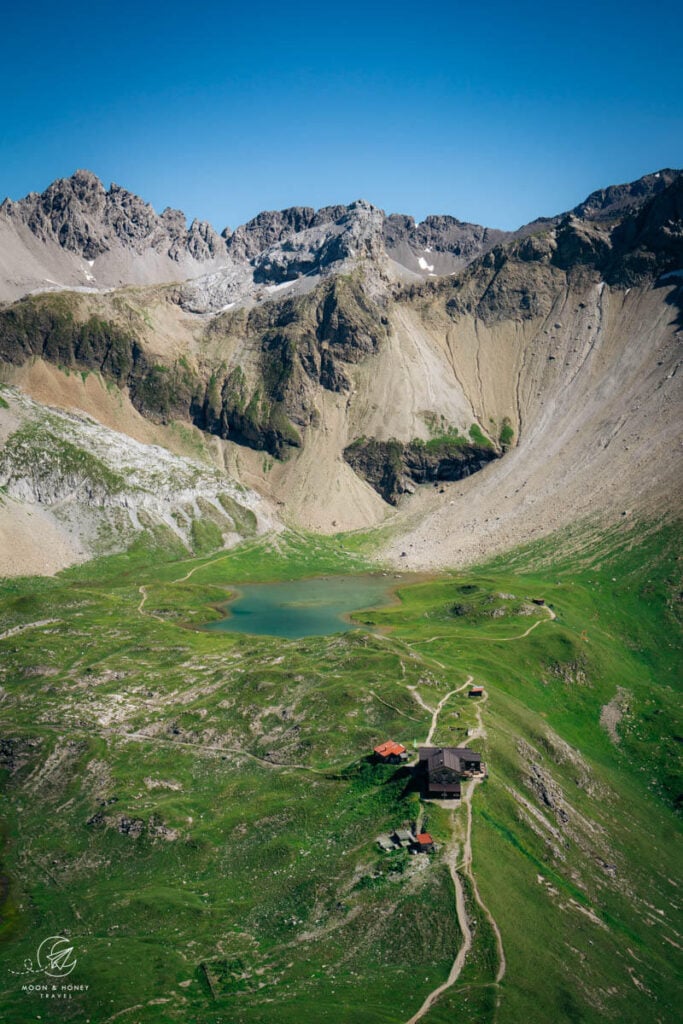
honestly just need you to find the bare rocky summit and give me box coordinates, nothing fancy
[1,169,224,262]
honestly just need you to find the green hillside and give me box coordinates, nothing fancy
[0,523,680,1023]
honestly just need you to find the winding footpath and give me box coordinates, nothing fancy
[404,681,507,1024]
[0,618,60,641]
[136,548,241,624]
[116,730,330,774]
[404,609,558,1020]
[409,603,556,649]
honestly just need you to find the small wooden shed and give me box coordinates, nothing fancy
[414,832,435,853]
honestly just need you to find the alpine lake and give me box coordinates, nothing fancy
[203,573,406,638]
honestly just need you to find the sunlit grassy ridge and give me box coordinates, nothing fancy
[0,522,680,1023]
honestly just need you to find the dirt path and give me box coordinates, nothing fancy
[117,730,330,774]
[404,674,476,1024]
[371,630,447,670]
[170,549,238,585]
[0,618,59,641]
[136,548,241,624]
[407,676,473,746]
[451,691,506,984]
[406,840,472,1024]
[404,684,506,1023]
[369,689,421,722]
[409,604,556,648]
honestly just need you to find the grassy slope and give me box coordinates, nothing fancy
[0,523,680,1023]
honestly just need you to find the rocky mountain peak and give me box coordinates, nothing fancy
[571,168,679,220]
[1,169,228,265]
[245,200,387,288]
[347,198,378,213]
[71,168,102,187]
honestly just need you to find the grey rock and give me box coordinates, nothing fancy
[385,211,507,258]
[227,207,318,261]
[118,816,145,838]
[3,169,228,264]
[344,435,500,505]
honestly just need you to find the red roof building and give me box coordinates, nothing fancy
[415,832,434,850]
[373,740,408,763]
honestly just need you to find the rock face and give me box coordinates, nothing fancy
[571,168,680,221]
[0,385,275,574]
[191,274,390,455]
[0,171,231,302]
[516,168,681,238]
[179,199,389,312]
[226,205,346,261]
[344,435,500,504]
[383,212,508,277]
[0,272,390,459]
[1,169,225,262]
[413,172,683,327]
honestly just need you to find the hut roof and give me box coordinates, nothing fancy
[451,747,482,762]
[428,748,462,772]
[420,745,481,764]
[374,740,407,758]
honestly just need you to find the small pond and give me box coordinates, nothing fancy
[203,575,403,639]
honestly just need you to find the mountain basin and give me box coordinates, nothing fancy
[203,574,407,639]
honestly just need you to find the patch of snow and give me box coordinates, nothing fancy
[418,257,434,272]
[424,247,432,253]
[428,273,437,278]
[598,281,605,294]
[220,302,235,311]
[86,259,95,267]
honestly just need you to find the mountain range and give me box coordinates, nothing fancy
[0,167,681,574]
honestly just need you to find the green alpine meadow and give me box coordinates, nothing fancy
[1,520,680,1022]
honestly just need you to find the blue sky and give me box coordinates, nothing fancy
[2,0,681,231]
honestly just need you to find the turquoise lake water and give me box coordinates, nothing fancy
[203,575,401,639]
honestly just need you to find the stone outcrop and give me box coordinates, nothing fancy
[343,435,500,505]
[1,169,225,262]
[384,211,507,262]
